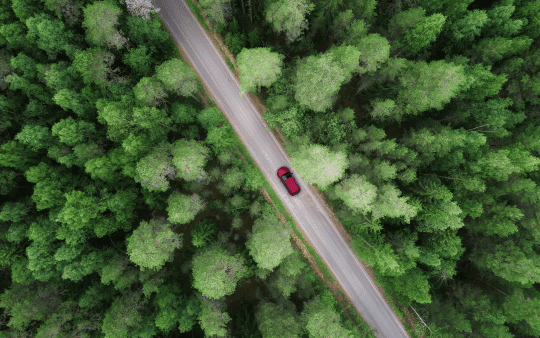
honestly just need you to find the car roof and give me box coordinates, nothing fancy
[284,177,299,193]
[277,166,290,177]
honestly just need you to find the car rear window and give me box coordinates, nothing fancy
[285,178,299,193]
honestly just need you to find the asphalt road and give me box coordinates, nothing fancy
[151,1,410,337]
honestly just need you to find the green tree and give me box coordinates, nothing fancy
[329,9,354,43]
[198,296,231,337]
[122,44,154,77]
[356,33,390,74]
[100,253,139,291]
[300,295,353,338]
[246,211,293,271]
[55,190,107,240]
[127,217,183,272]
[15,124,55,151]
[294,52,352,112]
[171,138,211,182]
[85,155,122,183]
[237,47,285,95]
[134,76,169,107]
[153,282,199,333]
[197,107,226,130]
[25,13,75,60]
[51,116,96,146]
[0,22,29,50]
[154,58,199,101]
[255,299,303,338]
[101,289,147,338]
[467,36,533,66]
[191,219,218,248]
[225,31,247,54]
[384,267,432,304]
[135,143,175,192]
[166,191,205,225]
[387,7,426,42]
[334,174,377,214]
[451,9,489,42]
[204,124,238,155]
[265,0,316,45]
[503,287,540,336]
[11,0,44,22]
[395,59,466,120]
[371,183,418,223]
[199,0,232,27]
[0,282,65,330]
[82,0,130,50]
[469,237,540,286]
[290,143,348,190]
[9,51,37,80]
[52,89,88,116]
[125,14,170,47]
[192,244,247,299]
[73,47,123,87]
[484,5,524,38]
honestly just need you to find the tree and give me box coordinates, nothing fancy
[334,174,378,214]
[356,33,390,74]
[25,13,75,60]
[133,76,169,107]
[11,0,45,22]
[85,155,122,183]
[395,59,466,120]
[0,22,29,50]
[198,296,231,337]
[237,47,285,95]
[467,36,533,66]
[15,124,56,151]
[451,9,489,42]
[300,295,353,338]
[82,1,131,50]
[53,89,88,116]
[171,139,211,182]
[199,0,232,28]
[339,18,369,47]
[503,288,540,336]
[469,237,540,286]
[197,107,227,131]
[456,62,508,102]
[483,5,524,38]
[290,143,348,190]
[25,162,77,210]
[263,106,305,139]
[0,282,66,330]
[192,244,247,299]
[125,14,170,47]
[123,0,161,20]
[329,9,354,42]
[73,47,128,87]
[384,267,432,304]
[371,183,418,223]
[255,299,303,338]
[101,288,148,337]
[51,116,96,147]
[127,217,183,271]
[135,143,175,192]
[122,44,155,77]
[166,191,205,225]
[154,58,200,101]
[132,105,172,130]
[204,124,238,155]
[41,0,83,26]
[387,7,426,41]
[55,190,107,239]
[153,282,199,333]
[294,53,351,112]
[246,211,293,271]
[265,0,316,45]
[191,219,218,248]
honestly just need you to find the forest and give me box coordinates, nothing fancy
[1,0,540,336]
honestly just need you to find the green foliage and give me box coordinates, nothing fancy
[154,57,199,98]
[356,33,390,74]
[204,123,238,154]
[236,47,285,95]
[248,29,263,48]
[198,296,232,337]
[166,191,205,225]
[153,282,199,333]
[255,299,303,337]
[265,0,316,44]
[484,5,524,38]
[135,143,174,192]
[101,290,147,337]
[192,244,247,299]
[197,107,226,130]
[225,31,247,54]
[81,1,127,50]
[290,143,348,190]
[300,294,354,338]
[123,44,155,77]
[452,9,489,41]
[171,139,211,181]
[246,211,293,270]
[199,0,233,28]
[125,14,170,47]
[191,219,217,248]
[25,13,75,60]
[127,218,183,271]
[11,0,44,22]
[73,47,112,87]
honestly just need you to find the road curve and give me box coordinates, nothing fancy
[151,1,409,337]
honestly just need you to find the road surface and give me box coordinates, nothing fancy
[151,1,410,337]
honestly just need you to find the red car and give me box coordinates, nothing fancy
[277,166,301,196]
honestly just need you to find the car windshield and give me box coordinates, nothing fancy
[281,172,292,181]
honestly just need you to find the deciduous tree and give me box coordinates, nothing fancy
[122,44,155,78]
[300,295,353,338]
[198,296,231,337]
[171,139,211,182]
[134,76,169,107]
[192,244,247,299]
[25,13,75,60]
[135,143,175,192]
[127,217,183,271]
[154,58,199,101]
[166,191,205,225]
[356,33,390,74]
[255,299,303,337]
[265,0,315,45]
[290,143,348,190]
[153,282,199,333]
[82,1,131,50]
[123,0,161,20]
[237,47,285,95]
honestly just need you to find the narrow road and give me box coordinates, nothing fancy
[151,1,409,337]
